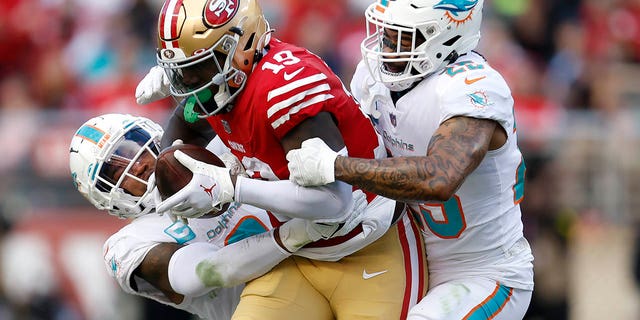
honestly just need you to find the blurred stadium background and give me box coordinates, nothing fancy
[0,0,639,319]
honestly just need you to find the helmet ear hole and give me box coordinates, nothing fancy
[445,51,459,63]
[243,33,256,51]
[443,35,461,47]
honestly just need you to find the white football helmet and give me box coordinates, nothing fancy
[156,0,272,118]
[69,114,163,218]
[362,0,484,91]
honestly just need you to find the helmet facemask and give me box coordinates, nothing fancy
[156,0,272,118]
[360,0,484,92]
[70,115,163,219]
[93,125,161,218]
[159,29,247,117]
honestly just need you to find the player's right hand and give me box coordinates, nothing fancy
[219,152,247,177]
[147,173,187,224]
[286,137,338,186]
[275,190,367,252]
[156,150,234,219]
[135,65,171,104]
[307,189,367,239]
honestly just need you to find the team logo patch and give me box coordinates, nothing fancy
[468,90,491,109]
[162,49,175,59]
[204,0,239,28]
[389,113,397,127]
[434,0,478,26]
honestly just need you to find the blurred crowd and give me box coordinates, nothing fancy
[0,0,639,319]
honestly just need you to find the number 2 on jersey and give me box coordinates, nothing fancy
[444,61,484,77]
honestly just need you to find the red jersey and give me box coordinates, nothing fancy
[207,39,383,188]
[207,39,416,260]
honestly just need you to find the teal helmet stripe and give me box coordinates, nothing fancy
[76,125,105,144]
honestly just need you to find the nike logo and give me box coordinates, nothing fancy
[362,269,388,280]
[284,67,305,81]
[464,75,486,85]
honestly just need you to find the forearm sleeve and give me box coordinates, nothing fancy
[295,196,396,261]
[235,177,353,223]
[168,230,290,297]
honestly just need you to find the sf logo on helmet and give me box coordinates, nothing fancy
[205,0,238,27]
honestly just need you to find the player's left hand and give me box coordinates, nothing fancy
[135,65,171,104]
[156,150,235,219]
[286,137,338,186]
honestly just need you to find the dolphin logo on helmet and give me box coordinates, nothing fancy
[433,0,478,16]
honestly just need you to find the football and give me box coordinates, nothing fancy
[154,144,230,215]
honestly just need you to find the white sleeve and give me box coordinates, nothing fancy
[168,230,290,297]
[103,232,160,296]
[294,196,396,261]
[440,67,515,133]
[234,177,353,223]
[205,135,231,155]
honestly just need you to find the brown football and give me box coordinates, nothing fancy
[154,144,229,215]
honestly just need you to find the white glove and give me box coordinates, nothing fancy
[146,173,187,224]
[156,150,235,219]
[286,137,339,186]
[276,190,367,252]
[307,189,367,239]
[219,152,247,177]
[135,65,171,104]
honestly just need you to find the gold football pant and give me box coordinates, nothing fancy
[232,214,427,320]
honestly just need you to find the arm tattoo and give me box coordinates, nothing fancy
[335,117,496,202]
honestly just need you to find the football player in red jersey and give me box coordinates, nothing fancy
[135,0,426,319]
[69,113,370,319]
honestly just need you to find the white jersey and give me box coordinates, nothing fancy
[351,52,534,291]
[103,203,274,319]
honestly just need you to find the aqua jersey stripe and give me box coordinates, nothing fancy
[464,283,513,320]
[226,218,269,245]
[76,125,105,144]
